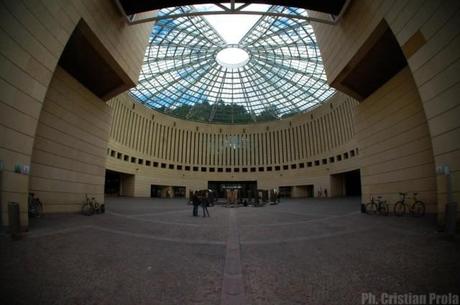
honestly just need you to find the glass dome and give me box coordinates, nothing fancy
[130,5,335,124]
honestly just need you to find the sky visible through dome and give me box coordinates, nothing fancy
[130,4,335,124]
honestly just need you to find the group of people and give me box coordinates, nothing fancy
[191,191,210,217]
[317,187,328,198]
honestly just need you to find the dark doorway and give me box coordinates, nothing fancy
[173,186,186,198]
[344,170,362,196]
[105,170,121,195]
[330,169,362,197]
[279,186,292,198]
[208,181,257,199]
[151,185,165,198]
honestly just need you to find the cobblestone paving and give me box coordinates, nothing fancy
[1,197,459,305]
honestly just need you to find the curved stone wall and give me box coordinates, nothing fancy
[105,92,361,197]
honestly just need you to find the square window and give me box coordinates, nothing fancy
[314,160,320,166]
[124,155,129,161]
[350,150,355,157]
[250,167,256,172]
[299,163,305,168]
[138,159,143,165]
[291,164,297,169]
[161,163,166,168]
[329,157,335,163]
[169,164,174,169]
[131,157,136,163]
[267,166,273,171]
[242,168,248,172]
[337,155,342,161]
[258,167,265,172]
[209,167,215,172]
[117,153,122,159]
[234,168,240,173]
[218,168,223,173]
[322,159,327,165]
[193,166,199,171]
[146,160,151,166]
[225,168,231,173]
[153,162,159,167]
[201,167,207,172]
[307,162,313,167]
[275,166,281,171]
[177,165,183,170]
[110,150,115,157]
[185,166,191,171]
[283,165,288,170]
[344,152,349,159]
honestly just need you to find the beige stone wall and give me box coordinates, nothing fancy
[29,67,111,213]
[0,0,151,225]
[356,67,436,211]
[107,92,358,167]
[310,0,460,216]
[106,93,361,198]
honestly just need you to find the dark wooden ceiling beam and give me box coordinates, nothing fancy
[118,0,347,16]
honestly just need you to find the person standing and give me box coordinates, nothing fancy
[192,191,199,217]
[202,192,210,217]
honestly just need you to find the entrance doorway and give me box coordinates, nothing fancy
[104,170,135,196]
[105,170,121,196]
[173,186,186,198]
[208,181,257,199]
[278,186,292,198]
[330,169,362,197]
[151,185,166,198]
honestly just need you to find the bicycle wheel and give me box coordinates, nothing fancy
[366,202,377,215]
[378,203,389,216]
[81,203,94,216]
[93,201,100,214]
[393,201,406,216]
[412,201,425,217]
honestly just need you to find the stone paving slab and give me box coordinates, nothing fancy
[242,230,460,305]
[0,197,459,305]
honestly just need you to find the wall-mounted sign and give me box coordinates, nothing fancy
[22,165,30,175]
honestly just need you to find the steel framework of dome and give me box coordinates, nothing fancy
[130,5,335,124]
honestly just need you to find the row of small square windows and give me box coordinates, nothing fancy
[107,148,358,173]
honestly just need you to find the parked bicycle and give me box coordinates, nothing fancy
[81,194,101,216]
[28,193,43,218]
[393,192,425,217]
[366,195,389,216]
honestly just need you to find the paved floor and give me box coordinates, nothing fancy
[1,197,459,305]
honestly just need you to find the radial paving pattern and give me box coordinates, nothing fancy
[130,5,335,123]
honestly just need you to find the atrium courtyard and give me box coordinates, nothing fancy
[1,0,460,304]
[1,198,459,305]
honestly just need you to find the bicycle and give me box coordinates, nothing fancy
[393,192,425,217]
[366,195,389,216]
[81,194,101,216]
[28,193,43,218]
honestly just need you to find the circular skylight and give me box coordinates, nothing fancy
[216,47,250,69]
[130,5,335,124]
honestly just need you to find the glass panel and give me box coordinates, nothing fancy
[130,5,335,124]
